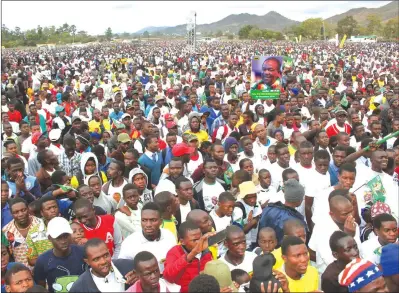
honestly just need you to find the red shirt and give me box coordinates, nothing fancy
[7,110,22,123]
[163,245,213,292]
[326,123,352,138]
[80,215,116,256]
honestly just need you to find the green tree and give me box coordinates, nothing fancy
[383,18,399,39]
[215,30,223,37]
[227,34,234,40]
[238,25,255,39]
[366,14,382,35]
[336,16,358,38]
[142,30,150,39]
[248,27,263,39]
[300,18,324,39]
[105,27,113,40]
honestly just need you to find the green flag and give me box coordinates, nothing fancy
[341,93,349,107]
[55,184,78,193]
[366,176,386,203]
[283,56,294,68]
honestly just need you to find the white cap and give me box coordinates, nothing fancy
[121,113,131,120]
[49,129,62,142]
[46,217,73,238]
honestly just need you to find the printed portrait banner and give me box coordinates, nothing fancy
[250,56,282,100]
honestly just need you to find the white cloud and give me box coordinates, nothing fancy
[1,1,391,35]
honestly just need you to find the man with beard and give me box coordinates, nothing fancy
[69,238,134,292]
[155,157,188,196]
[33,217,86,293]
[118,203,176,273]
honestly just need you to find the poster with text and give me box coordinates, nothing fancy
[251,56,282,100]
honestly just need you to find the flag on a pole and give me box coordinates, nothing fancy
[341,92,349,107]
[366,176,386,203]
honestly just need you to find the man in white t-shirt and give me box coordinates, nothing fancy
[220,225,257,274]
[360,213,398,265]
[308,191,361,275]
[268,143,292,190]
[118,203,177,274]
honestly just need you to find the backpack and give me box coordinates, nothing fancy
[211,124,228,143]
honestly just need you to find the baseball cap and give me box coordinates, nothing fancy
[237,181,258,200]
[172,143,195,157]
[202,260,237,292]
[55,105,65,114]
[49,129,62,142]
[187,134,198,142]
[164,113,174,121]
[71,116,82,124]
[46,217,73,238]
[31,132,43,145]
[121,113,131,120]
[117,133,131,144]
[166,121,177,129]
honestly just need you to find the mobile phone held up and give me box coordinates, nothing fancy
[208,229,227,246]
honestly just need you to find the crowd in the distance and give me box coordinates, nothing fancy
[1,40,399,293]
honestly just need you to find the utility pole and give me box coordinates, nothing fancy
[194,12,197,53]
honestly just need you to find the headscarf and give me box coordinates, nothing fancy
[223,137,239,153]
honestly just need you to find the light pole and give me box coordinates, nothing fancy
[194,12,197,53]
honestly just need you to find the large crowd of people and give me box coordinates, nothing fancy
[1,39,399,293]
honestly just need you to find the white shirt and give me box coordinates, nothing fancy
[93,191,117,214]
[216,125,238,144]
[309,214,361,274]
[209,209,232,232]
[118,228,176,273]
[91,263,125,292]
[154,178,176,196]
[202,180,226,212]
[187,153,203,177]
[115,204,142,239]
[268,162,291,191]
[179,202,191,223]
[252,138,276,168]
[48,143,64,157]
[360,236,385,265]
[104,179,129,210]
[220,251,257,274]
[256,185,277,205]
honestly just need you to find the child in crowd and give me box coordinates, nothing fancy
[70,222,88,246]
[253,227,277,256]
[231,269,250,291]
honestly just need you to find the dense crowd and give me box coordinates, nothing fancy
[1,39,399,293]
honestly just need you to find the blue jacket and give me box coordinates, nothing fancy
[7,176,41,203]
[138,152,163,185]
[258,202,308,246]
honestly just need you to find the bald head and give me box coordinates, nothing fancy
[226,225,244,240]
[329,194,352,212]
[186,209,208,222]
[186,209,212,234]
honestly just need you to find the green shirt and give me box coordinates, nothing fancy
[26,220,53,261]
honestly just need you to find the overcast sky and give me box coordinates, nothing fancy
[2,1,391,35]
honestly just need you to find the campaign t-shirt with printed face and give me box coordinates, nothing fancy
[33,245,86,293]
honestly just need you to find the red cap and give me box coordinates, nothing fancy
[164,114,174,121]
[31,132,43,145]
[167,89,174,94]
[357,74,363,80]
[172,143,195,157]
[304,79,311,84]
[166,121,177,129]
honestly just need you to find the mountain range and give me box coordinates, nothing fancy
[134,1,397,35]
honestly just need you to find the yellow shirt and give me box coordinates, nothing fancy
[71,171,108,189]
[288,144,297,156]
[88,119,111,134]
[184,130,210,145]
[369,95,387,111]
[161,217,178,242]
[283,265,319,293]
[235,116,244,128]
[272,247,311,270]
